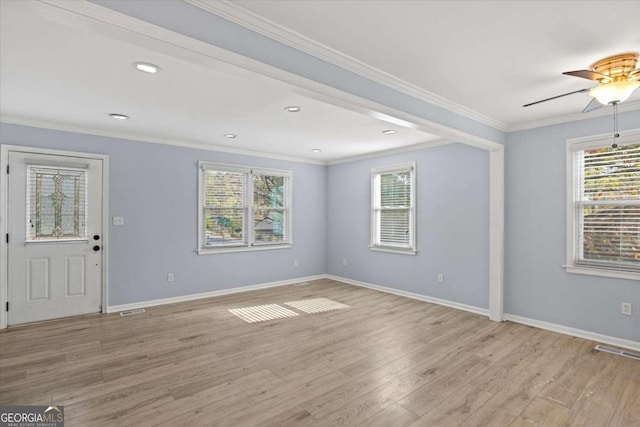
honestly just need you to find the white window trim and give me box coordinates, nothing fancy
[565,129,640,280]
[197,161,292,254]
[370,162,417,255]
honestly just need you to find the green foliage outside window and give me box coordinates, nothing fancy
[580,143,640,267]
[202,168,289,247]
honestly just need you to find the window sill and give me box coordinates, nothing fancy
[198,244,292,255]
[564,265,640,281]
[370,246,417,256]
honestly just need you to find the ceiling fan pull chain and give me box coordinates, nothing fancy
[612,101,619,149]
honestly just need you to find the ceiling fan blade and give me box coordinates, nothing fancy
[563,70,611,82]
[523,88,590,107]
[582,97,603,113]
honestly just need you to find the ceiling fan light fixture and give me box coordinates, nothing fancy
[589,80,640,105]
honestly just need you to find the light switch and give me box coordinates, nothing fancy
[113,216,125,226]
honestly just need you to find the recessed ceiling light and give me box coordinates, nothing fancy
[382,129,396,135]
[223,134,237,139]
[134,62,160,74]
[109,113,129,120]
[311,148,322,153]
[284,106,301,112]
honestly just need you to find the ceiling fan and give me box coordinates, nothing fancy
[523,53,640,112]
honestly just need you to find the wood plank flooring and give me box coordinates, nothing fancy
[0,278,638,426]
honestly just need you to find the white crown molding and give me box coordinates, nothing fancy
[107,275,325,313]
[327,138,452,166]
[0,116,325,165]
[28,0,639,141]
[1,115,472,166]
[188,0,640,134]
[185,0,509,132]
[507,100,640,132]
[20,0,502,163]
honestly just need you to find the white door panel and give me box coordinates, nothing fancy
[7,151,103,325]
[65,255,86,297]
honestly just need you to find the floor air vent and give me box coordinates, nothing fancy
[594,345,640,361]
[120,308,146,317]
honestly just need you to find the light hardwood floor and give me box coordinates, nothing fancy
[1,279,638,426]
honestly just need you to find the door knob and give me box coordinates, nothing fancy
[93,235,100,240]
[93,245,101,252]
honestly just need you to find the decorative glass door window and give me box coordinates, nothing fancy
[26,166,87,240]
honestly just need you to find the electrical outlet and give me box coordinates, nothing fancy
[437,273,444,283]
[621,303,632,316]
[167,273,174,282]
[294,259,299,267]
[342,258,348,266]
[112,216,125,226]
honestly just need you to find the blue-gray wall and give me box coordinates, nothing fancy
[2,0,637,345]
[327,143,490,309]
[4,113,640,342]
[0,123,327,305]
[505,110,640,342]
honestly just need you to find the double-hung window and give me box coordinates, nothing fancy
[198,162,292,253]
[567,131,640,278]
[371,162,416,254]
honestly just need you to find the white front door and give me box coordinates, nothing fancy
[7,151,103,325]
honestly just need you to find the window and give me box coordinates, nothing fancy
[567,131,640,278]
[371,162,416,254]
[198,162,291,253]
[26,165,87,241]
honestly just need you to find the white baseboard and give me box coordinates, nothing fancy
[504,313,640,353]
[107,273,640,353]
[325,275,640,353]
[107,275,326,313]
[326,274,489,317]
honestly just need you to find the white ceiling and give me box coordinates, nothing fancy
[1,1,639,163]
[0,1,441,163]
[207,0,640,128]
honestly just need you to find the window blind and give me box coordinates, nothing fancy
[378,171,412,246]
[573,143,640,271]
[371,163,415,252]
[203,170,247,247]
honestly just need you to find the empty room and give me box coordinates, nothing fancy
[0,1,639,426]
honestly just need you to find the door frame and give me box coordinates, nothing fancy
[0,145,109,329]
